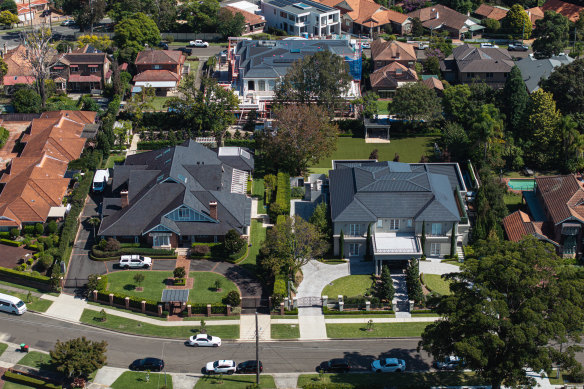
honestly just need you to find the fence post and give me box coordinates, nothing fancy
[292,297,298,310]
[284,297,290,310]
[280,302,285,316]
[206,304,211,317]
[339,301,344,312]
[125,297,130,309]
[157,304,162,317]
[187,304,192,317]
[409,300,414,312]
[141,301,146,314]
[392,298,397,312]
[109,293,114,306]
[322,295,328,307]
[226,305,231,316]
[93,290,98,302]
[338,295,343,309]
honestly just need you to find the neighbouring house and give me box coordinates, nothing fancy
[440,43,513,88]
[502,175,584,258]
[15,0,48,23]
[52,52,111,93]
[526,6,544,26]
[407,5,484,39]
[133,50,186,96]
[540,0,583,22]
[370,39,416,70]
[98,140,253,248]
[316,0,412,36]
[516,53,574,93]
[230,39,361,115]
[221,5,266,34]
[473,4,508,20]
[2,45,35,93]
[369,62,418,97]
[260,0,341,36]
[0,110,97,230]
[328,160,469,273]
[421,75,444,94]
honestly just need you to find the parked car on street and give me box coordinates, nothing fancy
[158,42,169,50]
[205,360,236,374]
[371,358,406,373]
[480,42,499,48]
[508,42,529,51]
[237,360,263,374]
[188,334,221,347]
[129,358,164,372]
[61,19,76,26]
[319,358,351,373]
[434,356,464,370]
[178,47,192,55]
[119,255,152,269]
[0,292,27,315]
[189,40,209,47]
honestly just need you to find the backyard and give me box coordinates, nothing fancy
[104,153,126,169]
[321,275,374,298]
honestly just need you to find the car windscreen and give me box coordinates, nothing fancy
[16,301,25,308]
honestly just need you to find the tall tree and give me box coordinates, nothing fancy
[0,0,16,14]
[389,82,442,122]
[532,11,569,59]
[309,202,331,238]
[275,51,353,117]
[406,259,423,304]
[360,92,379,119]
[76,34,112,51]
[74,0,106,32]
[501,4,532,39]
[502,66,528,137]
[12,88,41,113]
[540,59,584,115]
[378,265,395,301]
[442,84,472,123]
[522,89,561,168]
[259,104,338,176]
[560,114,584,172]
[50,337,107,378]
[181,0,220,33]
[109,0,178,31]
[469,104,505,166]
[0,10,18,27]
[216,8,246,39]
[114,12,161,63]
[419,237,584,389]
[442,121,470,161]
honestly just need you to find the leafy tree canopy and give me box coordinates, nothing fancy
[532,11,569,59]
[181,0,221,33]
[0,10,18,26]
[114,12,161,63]
[76,34,112,51]
[217,8,245,39]
[389,82,442,122]
[540,59,584,116]
[50,337,107,378]
[109,0,178,32]
[502,66,528,136]
[0,0,17,14]
[501,4,532,39]
[12,88,41,113]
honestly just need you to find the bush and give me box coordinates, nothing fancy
[173,266,186,279]
[9,228,19,239]
[222,290,241,306]
[3,371,61,389]
[44,221,57,235]
[272,275,286,306]
[0,266,51,286]
[0,238,22,247]
[104,238,121,252]
[224,229,246,255]
[191,245,210,255]
[37,253,54,272]
[34,223,44,236]
[23,225,35,236]
[275,172,291,213]
[291,186,305,199]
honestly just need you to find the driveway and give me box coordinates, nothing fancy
[419,260,460,275]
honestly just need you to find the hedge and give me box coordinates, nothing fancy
[0,238,22,247]
[322,306,394,315]
[0,266,51,286]
[303,382,353,389]
[91,246,176,259]
[3,371,61,389]
[0,231,10,239]
[276,215,286,225]
[223,139,255,148]
[275,172,291,213]
[137,140,176,150]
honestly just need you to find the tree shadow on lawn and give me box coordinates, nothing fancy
[123,284,136,291]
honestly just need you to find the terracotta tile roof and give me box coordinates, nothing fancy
[370,62,418,89]
[502,210,559,245]
[316,0,408,26]
[222,5,265,26]
[408,5,469,30]
[68,74,101,83]
[371,39,416,62]
[133,70,180,82]
[422,76,444,90]
[527,6,544,25]
[3,45,34,78]
[3,76,35,86]
[536,175,584,225]
[135,50,185,65]
[541,0,583,22]
[474,4,508,20]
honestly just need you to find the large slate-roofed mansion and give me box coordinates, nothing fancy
[98,140,253,248]
[329,161,469,273]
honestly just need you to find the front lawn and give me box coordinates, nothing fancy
[194,375,276,389]
[238,219,266,270]
[311,137,435,168]
[503,192,523,213]
[420,273,452,295]
[326,322,430,338]
[104,271,238,304]
[3,382,37,389]
[0,342,7,357]
[80,309,240,339]
[150,97,171,111]
[297,372,485,388]
[0,286,55,313]
[321,275,374,298]
[17,351,53,371]
[111,371,173,389]
[271,324,300,339]
[104,153,126,169]
[252,178,266,214]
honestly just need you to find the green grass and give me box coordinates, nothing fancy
[0,342,7,357]
[238,219,266,269]
[150,97,171,111]
[186,60,200,74]
[17,351,54,371]
[311,137,436,168]
[307,168,330,176]
[0,288,53,312]
[104,271,237,304]
[503,192,523,213]
[547,368,584,384]
[323,314,395,318]
[111,371,173,389]
[326,322,430,338]
[104,153,126,168]
[88,301,240,321]
[420,274,452,295]
[297,372,485,388]
[80,309,240,339]
[376,99,390,114]
[0,280,59,295]
[271,324,300,339]
[252,178,266,214]
[321,275,374,298]
[3,382,37,389]
[195,375,276,388]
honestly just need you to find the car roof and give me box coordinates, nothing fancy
[218,360,234,364]
[196,334,210,338]
[385,358,400,364]
[144,358,162,363]
[330,358,348,364]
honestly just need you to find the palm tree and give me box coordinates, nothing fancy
[88,217,101,238]
[560,115,584,171]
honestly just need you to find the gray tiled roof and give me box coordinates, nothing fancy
[515,54,574,93]
[329,161,462,223]
[451,44,513,73]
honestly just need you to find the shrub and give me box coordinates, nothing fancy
[173,266,186,279]
[272,275,287,306]
[224,229,246,255]
[275,172,291,214]
[37,253,54,272]
[222,290,241,307]
[9,228,19,239]
[2,371,60,389]
[0,238,22,247]
[45,221,58,234]
[291,186,305,199]
[104,238,120,252]
[34,223,44,236]
[191,245,210,255]
[22,225,35,235]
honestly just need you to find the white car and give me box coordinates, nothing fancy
[361,42,370,49]
[205,360,236,374]
[480,42,499,48]
[189,40,209,47]
[371,358,406,373]
[188,334,221,347]
[118,255,152,269]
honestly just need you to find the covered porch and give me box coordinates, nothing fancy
[373,232,423,274]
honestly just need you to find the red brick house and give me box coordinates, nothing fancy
[133,50,186,96]
[52,52,111,93]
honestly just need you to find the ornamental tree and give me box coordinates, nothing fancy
[50,337,107,378]
[532,11,569,59]
[501,4,531,39]
[502,66,528,137]
[540,59,584,115]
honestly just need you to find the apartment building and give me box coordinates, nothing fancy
[261,0,341,36]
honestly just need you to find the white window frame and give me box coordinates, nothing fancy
[377,220,383,228]
[407,219,412,228]
[431,223,442,235]
[389,219,399,230]
[349,243,360,256]
[349,224,360,236]
[430,243,440,256]
[153,235,170,247]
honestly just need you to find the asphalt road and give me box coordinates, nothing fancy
[0,313,432,374]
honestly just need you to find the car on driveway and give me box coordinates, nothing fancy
[119,255,152,269]
[319,358,351,373]
[508,42,529,51]
[434,356,464,370]
[188,334,221,347]
[205,360,236,374]
[237,360,263,374]
[130,358,164,372]
[361,42,370,49]
[189,40,209,47]
[371,358,405,373]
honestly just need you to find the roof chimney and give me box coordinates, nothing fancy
[121,190,129,208]
[209,201,218,220]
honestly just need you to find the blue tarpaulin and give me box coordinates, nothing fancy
[345,55,362,81]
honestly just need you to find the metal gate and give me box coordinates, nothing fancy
[297,296,323,308]
[63,277,88,296]
[241,297,269,314]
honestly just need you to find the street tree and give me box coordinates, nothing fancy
[12,88,41,113]
[50,337,107,378]
[532,11,569,59]
[501,4,531,39]
[109,0,178,32]
[389,82,442,122]
[74,0,106,32]
[540,59,584,115]
[181,0,220,33]
[76,34,112,51]
[0,0,16,14]
[419,237,584,389]
[0,10,18,27]
[502,66,528,137]
[258,104,338,175]
[216,8,245,39]
[275,50,353,117]
[114,12,161,63]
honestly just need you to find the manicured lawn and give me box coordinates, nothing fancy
[111,371,173,389]
[420,273,452,295]
[239,219,266,268]
[0,342,7,357]
[0,280,58,295]
[3,382,37,389]
[504,192,523,213]
[321,275,374,298]
[104,271,237,304]
[376,99,390,115]
[326,322,430,338]
[194,375,276,389]
[104,153,126,169]
[0,287,55,312]
[324,314,395,318]
[311,137,436,168]
[80,309,240,339]
[151,97,171,111]
[252,178,266,214]
[548,368,584,385]
[17,351,54,371]
[186,60,200,74]
[297,372,485,388]
[271,324,300,339]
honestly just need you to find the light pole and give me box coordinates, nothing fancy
[255,311,260,385]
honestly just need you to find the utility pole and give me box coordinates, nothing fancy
[28,0,33,29]
[255,311,260,386]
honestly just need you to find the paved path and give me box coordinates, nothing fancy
[239,314,271,341]
[392,272,411,318]
[419,260,461,275]
[126,134,140,156]
[44,293,87,322]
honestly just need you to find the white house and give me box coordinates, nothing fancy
[261,0,341,37]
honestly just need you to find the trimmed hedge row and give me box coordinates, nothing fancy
[91,246,176,259]
[322,306,395,315]
[0,266,51,286]
[0,238,22,247]
[275,172,291,213]
[3,371,61,389]
[137,140,177,150]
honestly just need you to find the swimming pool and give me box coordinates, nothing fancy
[507,179,535,191]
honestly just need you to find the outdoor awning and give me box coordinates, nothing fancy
[161,289,189,303]
[562,223,581,236]
[134,81,177,88]
[69,74,100,82]
[48,206,67,218]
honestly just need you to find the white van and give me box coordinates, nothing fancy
[93,169,110,192]
[0,292,27,315]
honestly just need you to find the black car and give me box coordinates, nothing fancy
[508,43,529,51]
[158,42,169,50]
[178,47,192,56]
[237,360,263,374]
[320,358,351,373]
[129,358,165,372]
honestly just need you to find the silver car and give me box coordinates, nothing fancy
[206,360,236,374]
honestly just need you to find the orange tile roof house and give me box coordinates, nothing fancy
[2,45,35,90]
[540,0,583,21]
[370,39,417,70]
[15,0,48,23]
[526,6,545,26]
[316,0,412,35]
[222,5,266,34]
[370,62,418,96]
[0,111,96,230]
[52,52,111,93]
[473,4,508,20]
[407,5,483,39]
[133,50,186,96]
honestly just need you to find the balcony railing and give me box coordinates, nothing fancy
[372,233,422,254]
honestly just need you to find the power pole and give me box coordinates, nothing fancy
[255,311,260,386]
